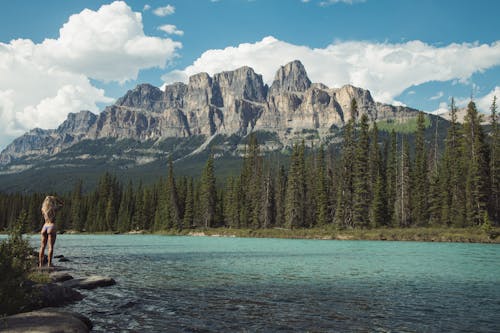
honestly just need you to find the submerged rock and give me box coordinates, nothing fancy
[62,275,116,290]
[1,309,92,333]
[35,283,84,307]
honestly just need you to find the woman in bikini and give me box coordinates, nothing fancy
[39,196,63,267]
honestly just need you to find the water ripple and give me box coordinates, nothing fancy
[40,235,500,333]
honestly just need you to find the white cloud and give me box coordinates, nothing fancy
[435,86,500,116]
[158,24,184,36]
[0,1,182,150]
[429,91,444,100]
[431,102,450,115]
[143,4,151,11]
[153,5,175,17]
[407,90,416,95]
[38,1,181,83]
[162,36,500,107]
[319,0,366,6]
[477,86,499,114]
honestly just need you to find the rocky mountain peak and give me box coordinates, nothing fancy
[188,72,212,88]
[0,60,421,170]
[56,110,97,135]
[332,85,377,121]
[213,66,267,102]
[270,60,311,94]
[115,83,165,113]
[164,82,187,109]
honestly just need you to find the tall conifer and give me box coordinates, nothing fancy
[353,113,370,227]
[412,112,429,226]
[200,154,217,228]
[489,96,499,224]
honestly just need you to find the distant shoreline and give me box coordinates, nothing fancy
[168,227,500,244]
[4,227,498,244]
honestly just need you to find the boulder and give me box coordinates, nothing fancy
[62,275,116,290]
[1,309,92,333]
[35,283,84,307]
[49,271,73,283]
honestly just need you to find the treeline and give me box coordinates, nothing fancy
[0,97,498,233]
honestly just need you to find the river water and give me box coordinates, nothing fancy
[26,235,500,332]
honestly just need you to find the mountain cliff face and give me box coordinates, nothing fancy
[0,60,419,170]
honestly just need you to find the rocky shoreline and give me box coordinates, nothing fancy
[1,256,116,333]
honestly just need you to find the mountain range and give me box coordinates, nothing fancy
[0,60,435,192]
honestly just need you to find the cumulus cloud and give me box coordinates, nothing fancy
[429,91,444,100]
[153,5,175,17]
[158,24,184,36]
[431,87,499,116]
[476,86,499,114]
[143,4,151,11]
[431,101,450,115]
[162,36,500,108]
[0,1,182,149]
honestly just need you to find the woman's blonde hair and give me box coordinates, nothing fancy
[41,196,63,223]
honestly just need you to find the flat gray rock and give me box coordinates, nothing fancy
[1,309,91,333]
[49,271,73,282]
[62,275,116,290]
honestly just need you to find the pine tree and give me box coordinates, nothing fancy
[70,181,83,231]
[350,98,359,121]
[223,176,239,228]
[315,146,328,227]
[118,181,134,232]
[428,118,442,225]
[489,96,499,225]
[183,177,195,229]
[369,123,387,227]
[462,101,490,226]
[167,159,181,230]
[275,165,287,227]
[142,188,155,230]
[200,154,217,228]
[154,177,168,231]
[335,118,356,228]
[440,98,465,226]
[304,151,316,228]
[370,174,387,227]
[412,112,429,226]
[369,122,381,192]
[132,182,145,230]
[239,134,264,229]
[104,197,116,231]
[262,170,276,228]
[395,135,412,227]
[386,130,398,226]
[353,113,370,228]
[285,142,306,229]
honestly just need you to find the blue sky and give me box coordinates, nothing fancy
[0,0,499,149]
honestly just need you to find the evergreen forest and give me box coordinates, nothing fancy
[1,98,499,233]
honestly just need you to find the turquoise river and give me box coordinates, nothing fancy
[25,235,500,332]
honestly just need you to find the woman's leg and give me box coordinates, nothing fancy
[39,232,47,267]
[47,233,56,267]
